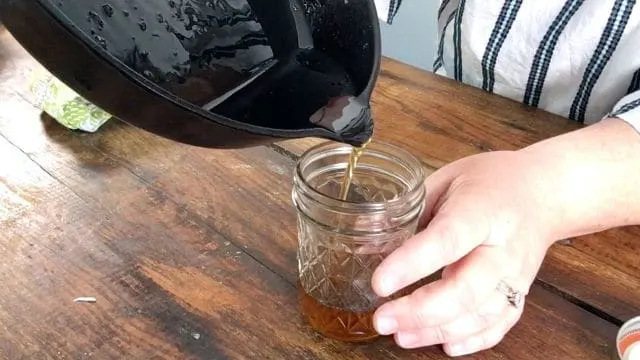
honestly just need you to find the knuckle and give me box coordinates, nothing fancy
[445,313,484,341]
[451,273,481,312]
[432,218,480,262]
[481,328,506,350]
[435,222,465,257]
[411,305,431,329]
[432,326,451,344]
[406,291,434,328]
[476,300,506,328]
[474,310,495,330]
[461,329,505,355]
[437,235,459,262]
[473,315,513,352]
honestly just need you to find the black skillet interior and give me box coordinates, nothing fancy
[1,0,381,147]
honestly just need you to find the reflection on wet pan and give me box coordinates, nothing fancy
[0,0,381,147]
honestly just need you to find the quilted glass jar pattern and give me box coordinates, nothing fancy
[292,141,426,342]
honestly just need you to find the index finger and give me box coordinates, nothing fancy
[371,203,489,298]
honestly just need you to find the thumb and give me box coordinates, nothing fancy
[372,187,490,297]
[419,163,460,230]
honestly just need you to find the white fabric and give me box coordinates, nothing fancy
[612,91,640,125]
[375,0,640,134]
[375,0,391,24]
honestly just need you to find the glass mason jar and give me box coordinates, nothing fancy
[292,141,426,342]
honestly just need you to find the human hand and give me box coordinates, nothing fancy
[370,150,559,357]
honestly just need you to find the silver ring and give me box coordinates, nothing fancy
[496,280,524,309]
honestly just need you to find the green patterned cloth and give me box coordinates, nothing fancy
[30,67,111,132]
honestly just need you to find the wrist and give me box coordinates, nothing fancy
[518,117,640,241]
[509,150,576,245]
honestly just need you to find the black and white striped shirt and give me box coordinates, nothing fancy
[375,0,640,132]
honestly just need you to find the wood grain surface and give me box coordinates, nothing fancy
[0,26,636,360]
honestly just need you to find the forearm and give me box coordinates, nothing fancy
[519,117,640,240]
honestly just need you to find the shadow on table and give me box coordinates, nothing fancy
[40,109,117,145]
[40,110,170,168]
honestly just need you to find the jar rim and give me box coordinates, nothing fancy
[294,140,426,214]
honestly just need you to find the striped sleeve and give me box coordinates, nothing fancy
[374,0,402,24]
[610,91,640,134]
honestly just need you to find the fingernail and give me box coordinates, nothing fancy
[397,332,419,348]
[374,316,398,335]
[447,344,468,357]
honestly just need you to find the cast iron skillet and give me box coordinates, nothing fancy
[0,0,381,148]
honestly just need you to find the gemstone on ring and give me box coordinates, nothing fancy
[497,280,524,309]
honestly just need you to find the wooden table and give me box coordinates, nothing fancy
[1,26,639,359]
